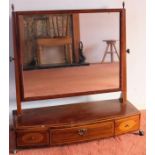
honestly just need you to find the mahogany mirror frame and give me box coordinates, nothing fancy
[12,8,126,115]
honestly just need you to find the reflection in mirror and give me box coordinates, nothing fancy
[19,12,120,99]
[19,14,73,69]
[80,13,120,64]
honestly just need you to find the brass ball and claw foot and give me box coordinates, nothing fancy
[133,130,144,136]
[139,130,144,136]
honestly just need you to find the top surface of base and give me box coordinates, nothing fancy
[13,100,140,129]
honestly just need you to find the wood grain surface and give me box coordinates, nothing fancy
[13,99,139,129]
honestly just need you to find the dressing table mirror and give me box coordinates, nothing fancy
[11,5,143,153]
[20,12,120,101]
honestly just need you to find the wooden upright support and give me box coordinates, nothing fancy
[12,5,22,115]
[120,9,127,104]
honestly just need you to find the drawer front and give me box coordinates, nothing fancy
[115,115,140,135]
[50,121,114,145]
[17,130,49,147]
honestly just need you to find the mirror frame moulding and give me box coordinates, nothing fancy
[12,8,126,114]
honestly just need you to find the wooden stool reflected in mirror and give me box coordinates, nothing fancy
[101,40,119,63]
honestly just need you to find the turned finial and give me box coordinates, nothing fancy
[122,1,125,9]
[11,4,14,12]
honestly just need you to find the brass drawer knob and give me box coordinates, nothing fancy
[78,128,87,136]
[124,124,129,128]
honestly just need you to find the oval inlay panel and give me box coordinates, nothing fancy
[119,120,136,131]
[22,133,44,144]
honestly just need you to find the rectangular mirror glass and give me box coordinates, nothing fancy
[18,12,120,100]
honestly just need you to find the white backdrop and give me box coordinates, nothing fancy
[9,0,146,121]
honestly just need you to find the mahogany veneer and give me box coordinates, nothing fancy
[16,129,49,147]
[11,7,142,153]
[13,100,140,148]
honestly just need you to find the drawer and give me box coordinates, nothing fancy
[115,115,140,135]
[50,121,114,145]
[16,130,49,147]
